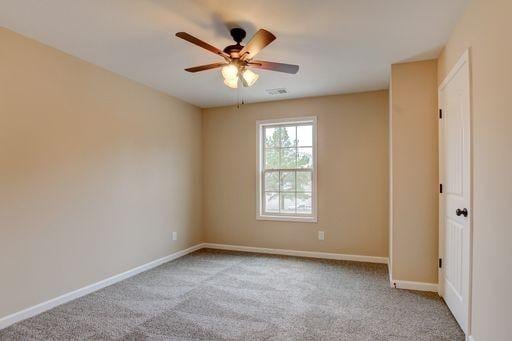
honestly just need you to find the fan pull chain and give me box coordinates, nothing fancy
[237,80,244,109]
[239,79,247,109]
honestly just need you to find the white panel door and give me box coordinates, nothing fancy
[439,50,471,334]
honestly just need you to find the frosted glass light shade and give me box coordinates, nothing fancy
[242,69,259,87]
[221,64,238,79]
[224,77,238,89]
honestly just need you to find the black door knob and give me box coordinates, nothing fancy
[456,208,468,217]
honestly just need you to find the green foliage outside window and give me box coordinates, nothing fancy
[263,124,314,214]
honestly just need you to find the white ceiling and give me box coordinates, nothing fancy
[0,0,468,108]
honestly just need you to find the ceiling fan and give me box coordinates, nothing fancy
[175,28,299,89]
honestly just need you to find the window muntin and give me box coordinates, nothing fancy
[257,118,316,221]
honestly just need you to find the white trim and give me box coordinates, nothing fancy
[255,116,318,223]
[466,335,475,341]
[256,214,317,223]
[388,72,394,282]
[0,243,204,330]
[439,49,470,91]
[203,243,388,264]
[390,279,438,292]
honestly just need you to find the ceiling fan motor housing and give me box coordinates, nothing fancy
[223,28,247,57]
[230,28,246,43]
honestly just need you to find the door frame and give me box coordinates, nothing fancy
[438,48,473,335]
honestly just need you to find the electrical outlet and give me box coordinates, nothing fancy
[172,232,177,241]
[318,231,325,241]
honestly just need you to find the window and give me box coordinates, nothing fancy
[256,117,317,222]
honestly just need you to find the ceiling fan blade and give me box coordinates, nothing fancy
[239,29,276,60]
[176,32,229,58]
[185,62,227,73]
[248,60,299,74]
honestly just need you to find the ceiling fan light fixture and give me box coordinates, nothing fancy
[177,28,299,91]
[242,69,259,87]
[221,64,239,80]
[223,77,238,89]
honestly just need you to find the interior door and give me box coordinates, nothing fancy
[439,50,471,334]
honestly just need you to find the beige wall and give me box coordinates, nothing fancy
[0,28,203,318]
[438,0,512,339]
[202,91,389,257]
[389,60,438,284]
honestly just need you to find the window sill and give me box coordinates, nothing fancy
[256,215,317,223]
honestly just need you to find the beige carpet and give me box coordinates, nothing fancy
[0,249,464,340]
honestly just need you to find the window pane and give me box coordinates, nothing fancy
[265,127,280,148]
[281,126,297,147]
[281,193,296,214]
[296,171,312,192]
[297,125,313,146]
[296,193,312,214]
[280,171,296,191]
[265,149,279,169]
[297,147,313,168]
[259,120,315,220]
[264,192,279,213]
[280,148,297,168]
[265,171,279,191]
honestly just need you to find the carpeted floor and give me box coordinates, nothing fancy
[0,249,464,340]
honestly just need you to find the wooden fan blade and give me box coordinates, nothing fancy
[185,62,227,73]
[176,32,229,58]
[248,60,299,74]
[239,29,276,60]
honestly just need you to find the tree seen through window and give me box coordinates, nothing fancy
[262,124,313,215]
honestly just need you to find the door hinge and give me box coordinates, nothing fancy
[440,184,443,193]
[439,109,443,119]
[439,258,443,268]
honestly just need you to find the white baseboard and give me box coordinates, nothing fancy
[203,243,389,264]
[389,278,438,292]
[1,242,389,330]
[0,243,204,330]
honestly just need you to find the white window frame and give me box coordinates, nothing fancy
[256,116,317,222]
